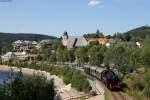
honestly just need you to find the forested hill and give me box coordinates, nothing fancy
[124,26,150,39]
[0,32,57,45]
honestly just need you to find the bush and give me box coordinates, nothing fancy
[0,74,55,100]
[7,61,91,92]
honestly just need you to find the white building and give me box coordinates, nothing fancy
[1,52,17,62]
[12,40,38,51]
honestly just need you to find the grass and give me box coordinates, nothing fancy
[104,89,111,100]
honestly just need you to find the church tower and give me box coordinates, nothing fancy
[62,31,69,46]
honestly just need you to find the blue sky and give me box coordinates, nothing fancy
[0,0,149,37]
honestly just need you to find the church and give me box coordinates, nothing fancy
[61,31,89,49]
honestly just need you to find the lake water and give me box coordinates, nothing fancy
[0,71,16,86]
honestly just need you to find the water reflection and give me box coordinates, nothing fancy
[0,71,17,86]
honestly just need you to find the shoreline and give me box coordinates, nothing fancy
[0,65,85,100]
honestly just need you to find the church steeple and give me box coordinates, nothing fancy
[63,31,69,39]
[62,31,69,46]
[96,29,103,37]
[96,29,100,35]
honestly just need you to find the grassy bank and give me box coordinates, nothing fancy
[5,61,91,92]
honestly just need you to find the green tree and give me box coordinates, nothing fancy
[56,48,68,63]
[49,52,57,63]
[144,70,150,98]
[41,48,52,61]
[140,35,150,68]
[52,39,64,50]
[68,49,75,63]
[1,45,13,55]
[141,46,150,68]
[75,47,88,65]
[104,45,133,77]
[0,74,55,100]
[89,45,103,66]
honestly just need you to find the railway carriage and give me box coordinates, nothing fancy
[84,65,90,74]
[95,67,106,80]
[90,66,97,77]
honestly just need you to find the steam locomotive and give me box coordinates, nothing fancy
[84,65,122,90]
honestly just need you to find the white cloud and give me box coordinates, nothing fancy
[88,0,103,8]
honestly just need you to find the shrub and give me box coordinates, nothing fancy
[0,74,55,100]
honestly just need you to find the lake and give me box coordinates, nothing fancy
[0,71,17,86]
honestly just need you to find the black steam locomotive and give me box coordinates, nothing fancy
[84,66,121,90]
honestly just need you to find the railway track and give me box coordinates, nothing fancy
[111,92,132,100]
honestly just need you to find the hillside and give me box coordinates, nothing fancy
[125,26,150,39]
[0,32,57,45]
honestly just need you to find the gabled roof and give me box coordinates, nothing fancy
[3,52,16,57]
[13,40,23,44]
[66,37,77,49]
[32,41,38,45]
[66,36,88,49]
[87,38,110,44]
[40,39,53,44]
[1,52,17,61]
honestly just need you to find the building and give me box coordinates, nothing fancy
[61,31,69,46]
[1,52,17,62]
[61,32,89,49]
[117,41,136,47]
[36,39,53,49]
[87,38,116,47]
[12,40,37,52]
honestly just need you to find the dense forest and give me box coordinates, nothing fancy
[0,32,57,46]
[125,26,150,38]
[114,26,150,41]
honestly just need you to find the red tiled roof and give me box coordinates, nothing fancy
[88,38,109,44]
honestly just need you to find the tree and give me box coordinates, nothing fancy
[104,45,133,77]
[115,33,123,40]
[52,39,64,50]
[141,46,150,68]
[56,48,68,63]
[68,49,75,63]
[89,45,103,66]
[122,34,131,41]
[96,29,104,38]
[49,52,57,63]
[89,41,99,47]
[129,47,142,68]
[30,48,39,54]
[75,47,88,65]
[1,45,13,55]
[105,35,112,39]
[144,70,150,98]
[56,48,64,63]
[63,49,69,62]
[0,74,55,100]
[141,35,150,68]
[41,48,52,61]
[103,46,114,65]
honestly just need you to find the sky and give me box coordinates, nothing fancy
[0,0,150,37]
